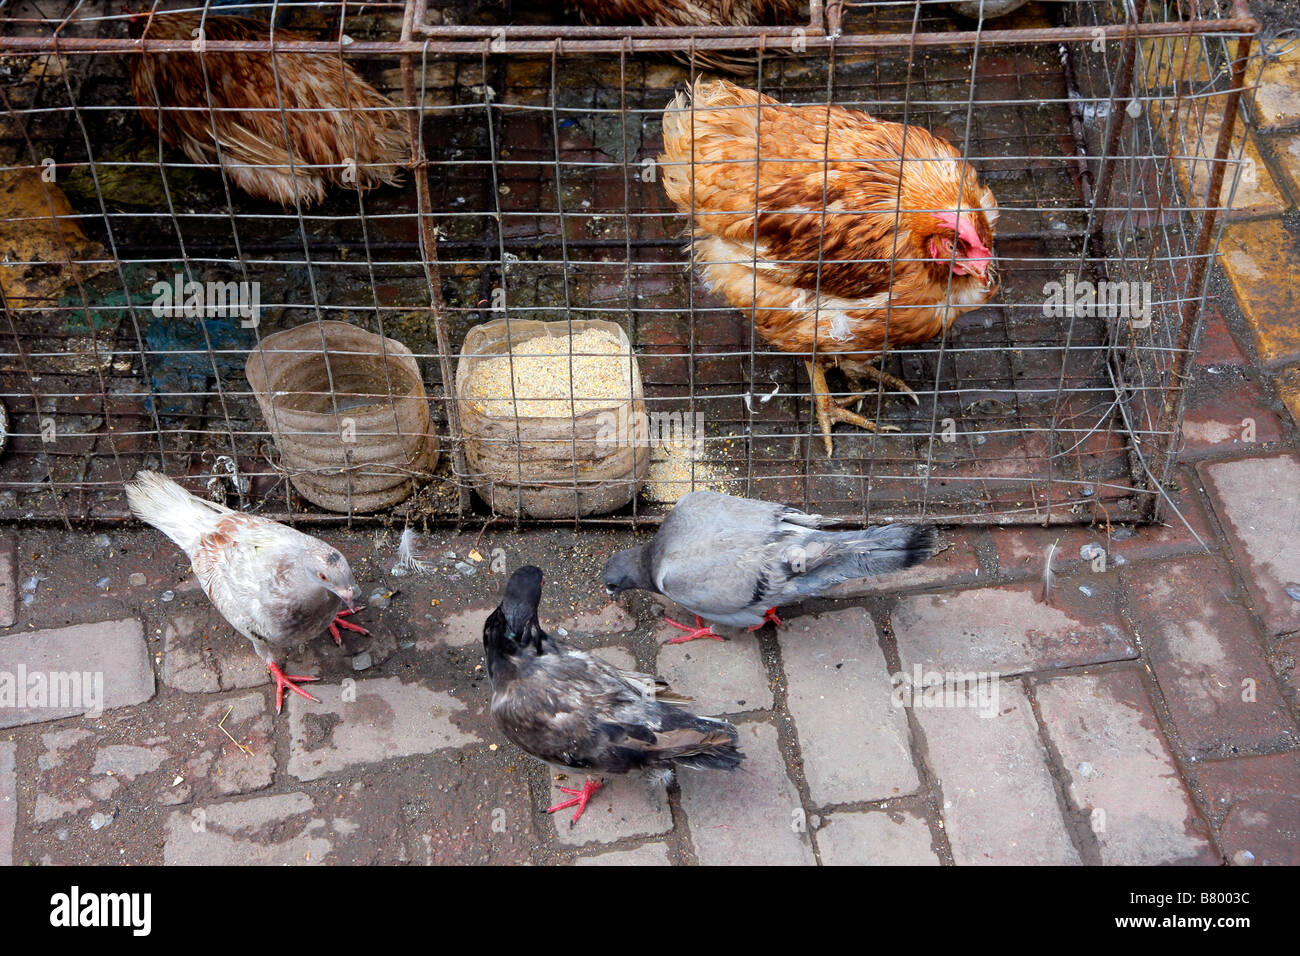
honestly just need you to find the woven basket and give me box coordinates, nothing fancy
[456,318,649,518]
[245,321,439,513]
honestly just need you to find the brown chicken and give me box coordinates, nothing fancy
[571,0,800,71]
[660,78,999,453]
[127,12,410,206]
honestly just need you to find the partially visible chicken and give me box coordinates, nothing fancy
[659,78,999,453]
[571,0,800,72]
[127,12,410,206]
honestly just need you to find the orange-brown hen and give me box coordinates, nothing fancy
[660,78,999,453]
[128,12,410,206]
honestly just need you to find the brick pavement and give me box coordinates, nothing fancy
[1,8,1299,867]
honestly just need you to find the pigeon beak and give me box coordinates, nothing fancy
[337,585,356,608]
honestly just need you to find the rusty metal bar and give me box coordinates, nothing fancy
[1090,0,1149,226]
[0,17,1261,56]
[399,0,470,518]
[1143,25,1257,521]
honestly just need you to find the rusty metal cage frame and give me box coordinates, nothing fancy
[0,0,1258,529]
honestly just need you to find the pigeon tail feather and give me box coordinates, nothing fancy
[124,470,230,554]
[793,524,937,593]
[668,716,745,771]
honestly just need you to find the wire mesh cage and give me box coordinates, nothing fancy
[0,0,1257,527]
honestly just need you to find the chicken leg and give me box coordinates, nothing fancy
[808,361,901,455]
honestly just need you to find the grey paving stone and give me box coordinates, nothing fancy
[555,604,636,636]
[161,613,266,694]
[818,809,941,866]
[1201,454,1300,635]
[0,742,15,866]
[575,843,672,865]
[547,770,673,847]
[916,680,1080,865]
[287,676,479,781]
[656,626,773,715]
[1122,556,1298,757]
[1196,752,1300,865]
[0,618,154,728]
[778,607,919,805]
[1034,670,1217,865]
[36,729,101,823]
[200,693,276,796]
[418,605,492,649]
[893,582,1135,676]
[164,792,332,865]
[680,721,815,866]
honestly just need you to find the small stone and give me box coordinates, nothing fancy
[1078,584,1095,597]
[1232,850,1256,866]
[1081,484,1095,497]
[1080,543,1105,561]
[22,576,43,593]
[56,829,68,842]
[1285,584,1300,602]
[160,590,175,603]
[95,577,111,591]
[351,652,373,671]
[454,562,476,576]
[1111,527,1137,541]
[129,572,147,587]
[88,812,113,831]
[94,534,111,548]
[1077,761,1097,779]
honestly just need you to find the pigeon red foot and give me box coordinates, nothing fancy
[267,662,320,713]
[547,779,604,824]
[329,605,369,645]
[663,615,724,644]
[746,607,784,631]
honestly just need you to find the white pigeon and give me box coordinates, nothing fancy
[125,470,367,711]
[603,490,937,643]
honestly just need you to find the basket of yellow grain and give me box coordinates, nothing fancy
[456,318,649,518]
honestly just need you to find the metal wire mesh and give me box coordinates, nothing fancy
[0,0,1256,527]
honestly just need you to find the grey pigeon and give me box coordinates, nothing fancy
[603,490,937,642]
[124,470,367,711]
[484,565,743,823]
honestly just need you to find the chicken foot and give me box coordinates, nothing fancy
[807,362,901,455]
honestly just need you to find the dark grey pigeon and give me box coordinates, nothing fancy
[602,490,937,642]
[483,565,743,824]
